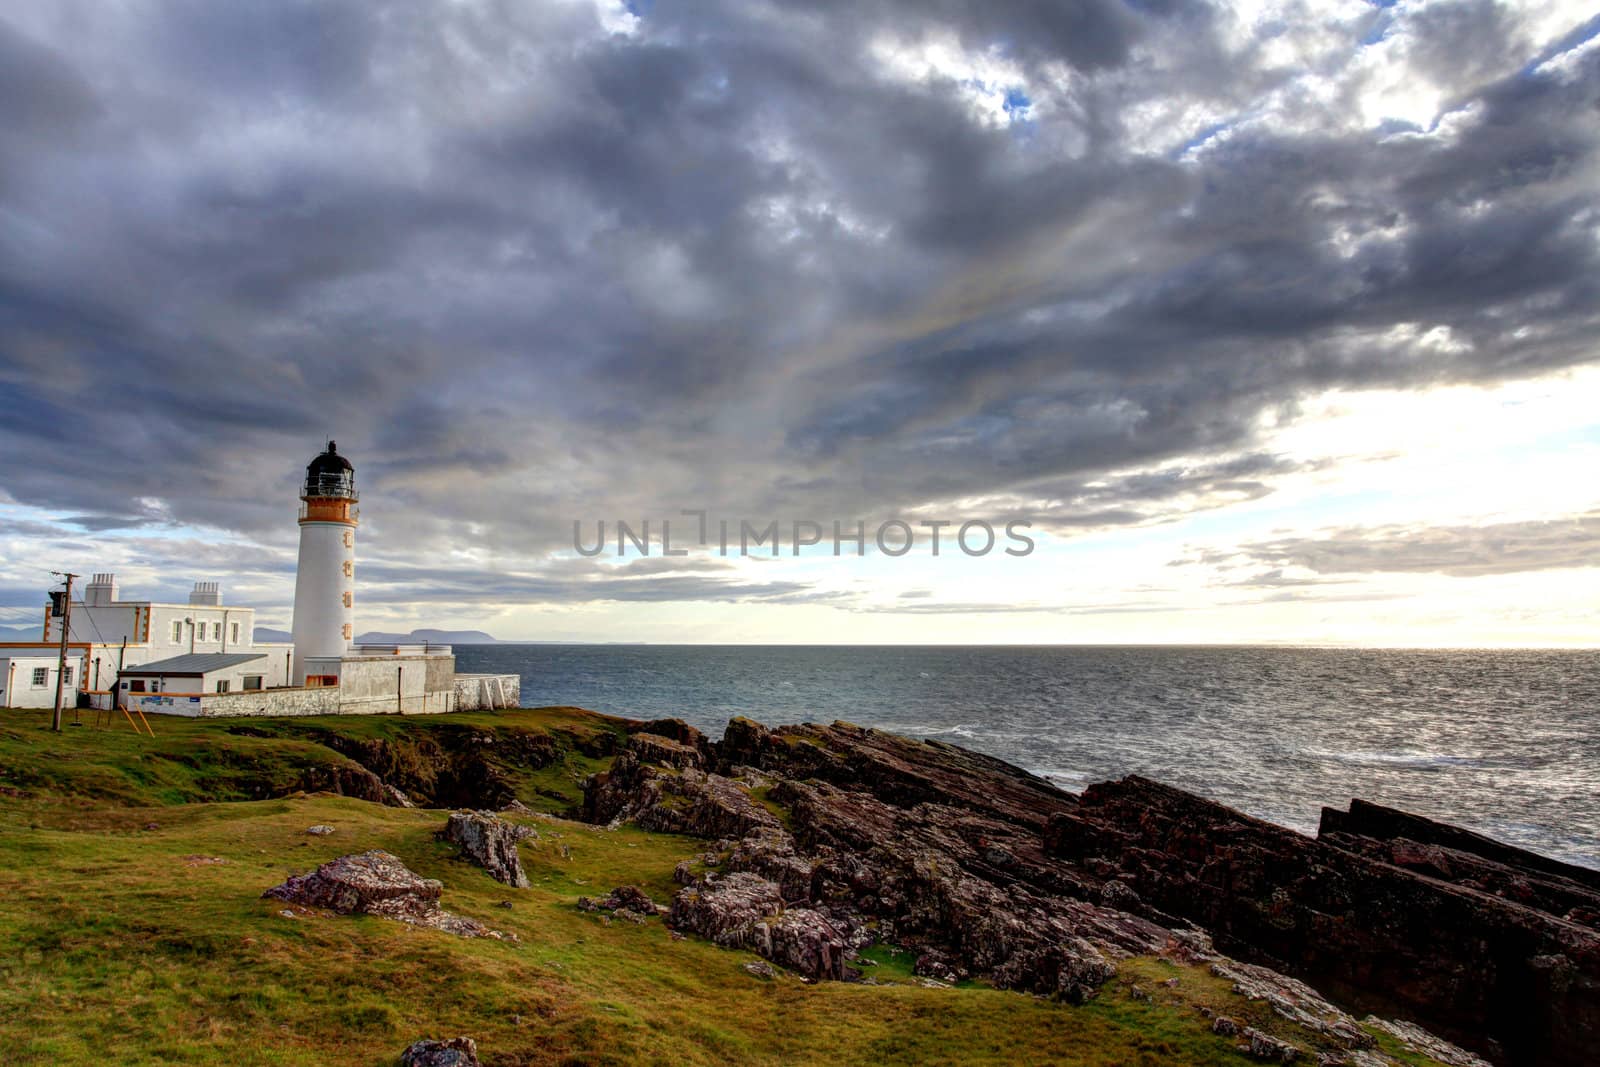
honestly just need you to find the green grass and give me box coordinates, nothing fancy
[0,708,1459,1066]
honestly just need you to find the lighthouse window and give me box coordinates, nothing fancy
[343,591,352,608]
[342,560,353,578]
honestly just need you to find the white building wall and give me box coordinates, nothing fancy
[254,643,296,688]
[292,522,354,682]
[0,652,88,709]
[334,654,451,714]
[47,602,260,666]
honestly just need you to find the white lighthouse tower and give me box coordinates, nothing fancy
[291,441,358,685]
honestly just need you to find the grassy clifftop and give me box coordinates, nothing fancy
[0,708,1450,1066]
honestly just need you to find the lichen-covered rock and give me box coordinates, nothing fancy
[1242,1027,1301,1063]
[1209,959,1375,1050]
[625,731,706,771]
[584,751,780,840]
[725,828,814,901]
[1363,1017,1494,1067]
[752,906,855,981]
[384,784,417,808]
[440,811,535,888]
[669,872,855,981]
[990,938,1117,1004]
[670,872,785,945]
[578,885,659,921]
[263,850,512,940]
[265,850,442,913]
[399,1036,480,1067]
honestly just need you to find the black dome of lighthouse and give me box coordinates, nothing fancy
[307,440,353,475]
[302,440,357,499]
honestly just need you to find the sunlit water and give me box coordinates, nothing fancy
[454,645,1600,869]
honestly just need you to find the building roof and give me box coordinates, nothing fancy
[121,652,267,676]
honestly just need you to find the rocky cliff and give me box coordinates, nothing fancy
[585,716,1598,1067]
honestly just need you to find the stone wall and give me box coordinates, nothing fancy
[123,663,520,718]
[127,688,339,718]
[454,674,520,710]
[199,687,340,718]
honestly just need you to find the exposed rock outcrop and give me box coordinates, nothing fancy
[263,850,513,940]
[440,811,536,888]
[667,872,855,981]
[606,719,1166,999]
[1046,776,1600,1066]
[583,735,780,839]
[399,1036,480,1067]
[587,714,1591,1065]
[578,885,659,922]
[717,717,1072,829]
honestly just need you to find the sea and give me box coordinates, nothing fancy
[453,644,1600,870]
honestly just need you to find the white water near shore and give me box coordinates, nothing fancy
[455,644,1600,869]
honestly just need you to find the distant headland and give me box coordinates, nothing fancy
[254,627,503,646]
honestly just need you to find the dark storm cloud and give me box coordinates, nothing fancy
[0,18,99,145]
[1,1,1598,613]
[1183,512,1600,578]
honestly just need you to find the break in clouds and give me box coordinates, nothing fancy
[1,1,1598,623]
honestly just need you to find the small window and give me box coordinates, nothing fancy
[172,620,183,642]
[31,668,48,686]
[62,667,73,686]
[215,679,230,693]
[242,675,263,691]
[231,622,240,643]
[129,680,146,693]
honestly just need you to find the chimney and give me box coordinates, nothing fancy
[85,573,117,607]
[189,581,221,606]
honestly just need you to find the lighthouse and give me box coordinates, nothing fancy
[291,441,358,684]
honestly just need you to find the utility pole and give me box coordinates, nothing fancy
[50,571,78,733]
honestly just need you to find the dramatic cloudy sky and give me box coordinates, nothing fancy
[2,0,1597,645]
